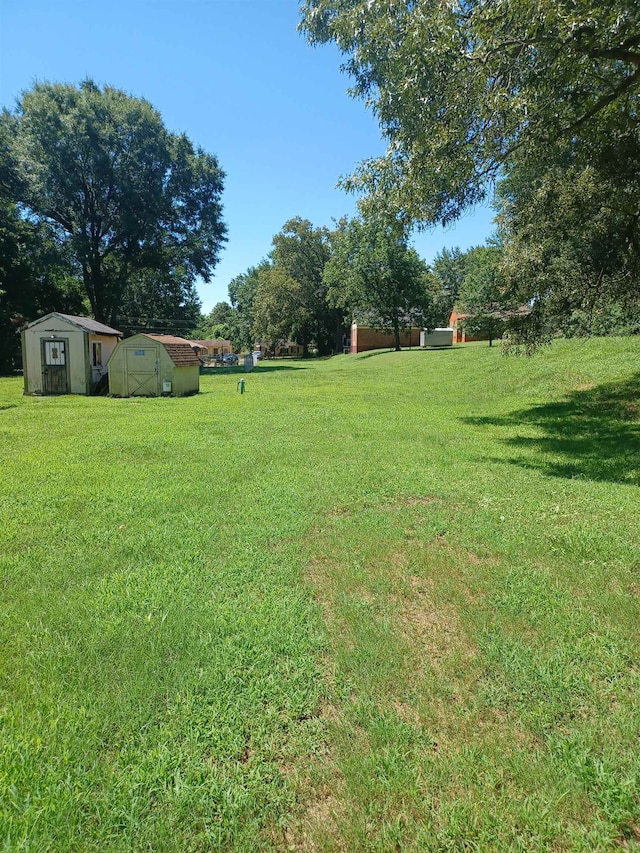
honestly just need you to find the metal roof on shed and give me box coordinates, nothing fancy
[26,312,122,336]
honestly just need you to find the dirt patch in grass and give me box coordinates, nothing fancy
[306,556,339,623]
[401,574,468,662]
[325,495,442,521]
[618,823,640,849]
[428,534,489,566]
[279,701,347,852]
[325,506,353,520]
[302,523,557,848]
[282,785,345,852]
[393,494,442,508]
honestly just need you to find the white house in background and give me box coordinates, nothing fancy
[21,312,122,396]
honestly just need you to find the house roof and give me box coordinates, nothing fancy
[27,312,122,336]
[450,304,531,321]
[189,339,232,349]
[144,334,201,367]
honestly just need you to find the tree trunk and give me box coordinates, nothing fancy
[334,314,344,353]
[393,317,401,351]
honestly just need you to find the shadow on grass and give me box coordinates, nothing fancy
[354,347,460,360]
[201,363,308,376]
[463,375,640,485]
[249,363,309,372]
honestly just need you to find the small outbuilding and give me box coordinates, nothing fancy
[420,328,454,347]
[108,334,200,397]
[22,312,122,396]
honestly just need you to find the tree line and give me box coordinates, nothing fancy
[197,221,529,355]
[198,215,443,356]
[2,0,639,371]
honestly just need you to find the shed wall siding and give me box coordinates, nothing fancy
[22,317,121,395]
[420,328,454,347]
[166,366,199,395]
[108,336,161,397]
[23,323,87,394]
[89,334,119,387]
[108,334,200,396]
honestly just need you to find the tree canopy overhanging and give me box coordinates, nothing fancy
[300,0,640,226]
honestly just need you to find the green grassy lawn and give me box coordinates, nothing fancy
[1,338,639,851]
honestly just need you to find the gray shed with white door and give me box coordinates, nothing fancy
[21,312,122,395]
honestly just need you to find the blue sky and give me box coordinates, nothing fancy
[0,0,496,313]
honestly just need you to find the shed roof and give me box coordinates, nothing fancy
[144,334,201,367]
[26,312,122,336]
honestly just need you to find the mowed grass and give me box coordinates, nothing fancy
[1,337,639,851]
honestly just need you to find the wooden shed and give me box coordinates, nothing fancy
[21,312,122,396]
[108,334,200,397]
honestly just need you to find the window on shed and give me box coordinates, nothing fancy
[92,342,103,367]
[44,340,66,365]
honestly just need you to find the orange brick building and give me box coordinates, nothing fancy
[448,308,488,343]
[448,305,531,343]
[350,323,422,353]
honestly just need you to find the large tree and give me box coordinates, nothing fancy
[0,202,84,373]
[117,267,201,336]
[457,244,513,346]
[271,217,340,355]
[251,266,308,351]
[227,262,269,351]
[196,301,235,342]
[323,216,434,351]
[300,1,640,225]
[496,126,640,346]
[3,79,226,326]
[430,246,470,326]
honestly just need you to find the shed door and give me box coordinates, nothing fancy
[124,346,159,396]
[41,339,70,395]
